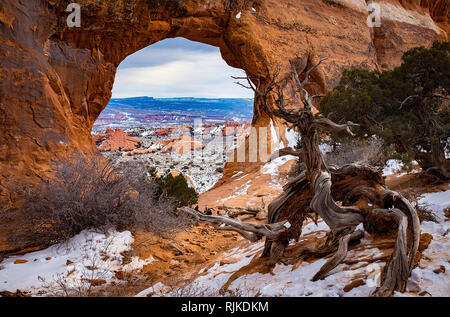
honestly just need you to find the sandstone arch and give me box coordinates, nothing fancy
[0,0,447,240]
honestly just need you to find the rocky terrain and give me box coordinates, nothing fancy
[0,160,448,297]
[0,0,449,298]
[93,121,251,193]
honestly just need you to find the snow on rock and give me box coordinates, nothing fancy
[301,219,330,235]
[235,180,252,196]
[219,180,253,203]
[262,155,298,175]
[136,282,171,297]
[270,119,284,151]
[0,229,151,296]
[262,155,298,190]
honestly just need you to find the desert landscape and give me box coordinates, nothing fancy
[0,0,449,300]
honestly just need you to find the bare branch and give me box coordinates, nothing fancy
[268,147,302,162]
[399,94,419,108]
[312,118,359,136]
[178,207,287,241]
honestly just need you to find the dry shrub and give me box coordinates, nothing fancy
[324,138,384,167]
[1,155,190,251]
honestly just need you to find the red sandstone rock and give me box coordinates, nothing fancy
[204,124,218,134]
[161,135,204,154]
[153,127,176,137]
[95,128,141,152]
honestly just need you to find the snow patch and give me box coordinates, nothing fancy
[143,219,387,297]
[0,229,151,296]
[262,155,298,175]
[319,143,333,155]
[270,119,283,151]
[382,159,403,176]
[401,189,450,297]
[285,128,299,148]
[418,189,450,220]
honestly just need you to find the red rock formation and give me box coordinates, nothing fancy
[180,125,193,134]
[94,128,141,152]
[0,0,447,225]
[153,127,176,137]
[161,135,204,154]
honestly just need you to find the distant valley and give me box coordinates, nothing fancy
[93,97,254,132]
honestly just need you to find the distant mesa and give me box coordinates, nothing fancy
[93,128,141,151]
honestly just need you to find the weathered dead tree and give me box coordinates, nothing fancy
[180,56,420,297]
[217,206,262,218]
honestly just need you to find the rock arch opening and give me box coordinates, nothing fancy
[92,37,255,193]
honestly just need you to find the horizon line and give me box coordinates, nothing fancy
[110,96,254,100]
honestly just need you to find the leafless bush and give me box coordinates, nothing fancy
[1,155,190,251]
[159,280,259,297]
[324,138,385,167]
[402,192,439,223]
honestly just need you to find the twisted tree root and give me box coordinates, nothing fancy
[369,208,409,296]
[180,163,420,297]
[311,228,364,281]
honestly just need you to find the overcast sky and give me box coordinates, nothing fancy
[111,38,254,99]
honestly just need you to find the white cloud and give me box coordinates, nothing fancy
[111,49,254,99]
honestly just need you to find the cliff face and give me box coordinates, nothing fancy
[0,0,447,210]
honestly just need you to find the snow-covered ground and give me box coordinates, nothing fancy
[137,220,386,297]
[398,189,450,297]
[382,159,404,176]
[382,159,420,177]
[138,188,450,297]
[262,155,298,176]
[0,230,151,296]
[1,167,447,297]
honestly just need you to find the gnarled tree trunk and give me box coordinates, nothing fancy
[181,56,421,297]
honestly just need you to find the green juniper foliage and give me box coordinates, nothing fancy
[149,167,199,208]
[319,41,450,178]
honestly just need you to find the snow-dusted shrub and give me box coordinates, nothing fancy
[1,155,189,251]
[324,138,384,167]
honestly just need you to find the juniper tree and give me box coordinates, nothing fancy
[181,54,421,297]
[319,41,450,181]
